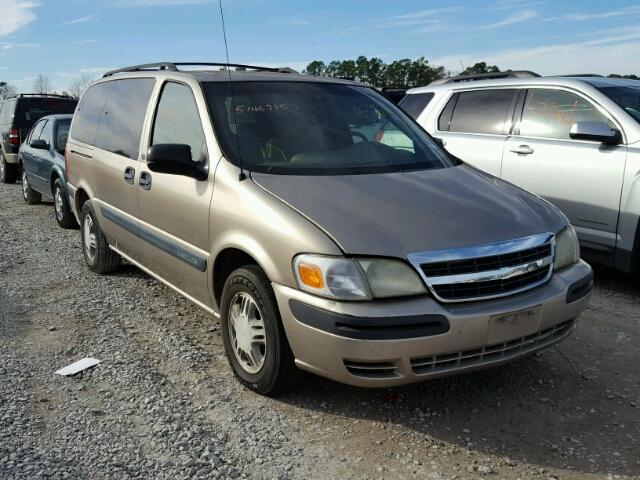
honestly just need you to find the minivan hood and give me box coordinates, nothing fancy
[252,165,567,257]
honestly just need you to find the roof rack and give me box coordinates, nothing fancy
[550,74,604,78]
[430,70,540,86]
[12,93,74,99]
[102,62,298,78]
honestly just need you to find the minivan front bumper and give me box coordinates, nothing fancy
[274,260,592,388]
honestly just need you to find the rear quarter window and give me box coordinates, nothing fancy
[398,92,434,120]
[95,78,155,159]
[70,83,111,145]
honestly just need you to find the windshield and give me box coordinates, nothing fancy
[203,81,451,175]
[597,85,640,124]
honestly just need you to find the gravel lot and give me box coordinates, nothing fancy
[1,180,639,480]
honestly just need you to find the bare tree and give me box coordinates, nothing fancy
[68,75,94,99]
[33,74,52,94]
[0,81,18,99]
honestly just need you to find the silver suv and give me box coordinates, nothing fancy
[66,63,592,395]
[402,71,640,273]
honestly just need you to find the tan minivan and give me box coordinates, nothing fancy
[66,62,593,395]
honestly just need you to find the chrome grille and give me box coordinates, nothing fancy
[411,319,574,375]
[408,233,555,303]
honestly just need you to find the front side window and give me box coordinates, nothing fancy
[39,119,53,144]
[597,85,640,124]
[203,81,451,175]
[96,78,155,159]
[519,89,610,140]
[446,89,517,135]
[151,82,206,162]
[27,119,46,144]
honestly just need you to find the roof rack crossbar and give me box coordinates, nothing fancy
[430,70,540,86]
[102,62,296,78]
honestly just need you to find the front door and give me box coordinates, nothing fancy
[501,88,627,252]
[136,81,214,308]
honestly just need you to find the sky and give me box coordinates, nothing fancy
[1,0,640,93]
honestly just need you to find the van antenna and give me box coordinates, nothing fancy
[218,0,246,181]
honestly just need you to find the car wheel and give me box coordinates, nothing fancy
[80,201,120,274]
[21,169,41,205]
[1,153,18,184]
[53,179,78,229]
[221,265,301,396]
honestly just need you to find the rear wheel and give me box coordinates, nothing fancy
[53,179,78,229]
[1,153,18,184]
[21,169,41,205]
[80,201,120,274]
[221,265,300,396]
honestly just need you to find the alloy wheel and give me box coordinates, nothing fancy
[228,292,267,374]
[22,171,29,201]
[54,187,64,221]
[83,214,97,262]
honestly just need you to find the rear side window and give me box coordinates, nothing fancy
[0,100,15,123]
[399,93,434,120]
[96,78,155,159]
[151,82,206,162]
[519,88,611,140]
[445,89,517,135]
[71,83,111,145]
[55,119,71,152]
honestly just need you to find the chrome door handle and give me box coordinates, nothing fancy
[510,145,534,155]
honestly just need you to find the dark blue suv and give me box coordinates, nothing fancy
[19,114,77,228]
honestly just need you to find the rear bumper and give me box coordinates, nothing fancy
[274,260,592,388]
[3,153,18,164]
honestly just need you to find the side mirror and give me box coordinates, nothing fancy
[147,144,208,181]
[30,139,49,150]
[569,122,621,145]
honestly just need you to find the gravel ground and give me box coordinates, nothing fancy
[1,181,639,480]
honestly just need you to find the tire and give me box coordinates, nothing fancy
[53,179,78,229]
[1,153,18,184]
[80,201,120,274]
[221,265,301,396]
[21,169,41,205]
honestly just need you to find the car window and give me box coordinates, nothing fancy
[71,83,111,145]
[96,78,155,160]
[519,89,610,140]
[398,93,434,120]
[55,119,71,152]
[151,82,206,163]
[596,85,640,125]
[203,81,451,175]
[29,120,47,143]
[446,89,517,135]
[14,99,76,126]
[39,119,53,144]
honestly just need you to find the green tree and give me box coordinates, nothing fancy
[304,61,326,76]
[459,62,500,76]
[608,73,639,80]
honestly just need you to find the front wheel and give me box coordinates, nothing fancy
[221,265,300,396]
[53,179,78,229]
[21,169,41,205]
[80,201,120,274]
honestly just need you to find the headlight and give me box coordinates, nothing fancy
[293,254,427,300]
[554,225,580,270]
